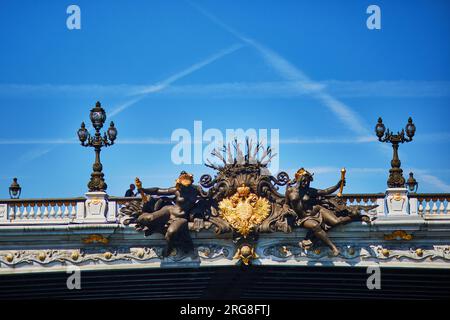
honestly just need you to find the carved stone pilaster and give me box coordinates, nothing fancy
[83,191,108,223]
[0,204,8,223]
[385,188,410,217]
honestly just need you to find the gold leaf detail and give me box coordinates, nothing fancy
[218,185,270,238]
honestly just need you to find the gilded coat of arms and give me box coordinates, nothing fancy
[218,184,271,237]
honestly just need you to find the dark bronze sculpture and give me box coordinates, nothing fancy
[285,168,373,256]
[375,117,416,188]
[120,140,377,262]
[121,171,208,256]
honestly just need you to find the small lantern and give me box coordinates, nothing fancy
[375,117,386,139]
[77,122,88,143]
[405,117,416,139]
[406,172,418,192]
[89,101,106,131]
[107,121,117,142]
[9,178,21,199]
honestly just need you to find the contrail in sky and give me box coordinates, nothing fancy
[187,1,450,192]
[14,43,244,163]
[187,1,369,136]
[108,43,244,117]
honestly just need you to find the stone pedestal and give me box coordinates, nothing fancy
[384,188,421,221]
[83,191,108,223]
[385,188,409,216]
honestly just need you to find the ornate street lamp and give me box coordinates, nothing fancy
[77,101,117,192]
[375,117,416,188]
[9,178,21,199]
[406,172,418,193]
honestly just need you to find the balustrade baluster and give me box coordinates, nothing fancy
[27,203,33,220]
[43,204,49,219]
[432,201,438,214]
[55,203,62,219]
[70,202,77,219]
[439,201,445,215]
[63,203,70,218]
[425,200,431,215]
[17,204,23,220]
[35,203,41,219]
[418,201,424,215]
[51,203,57,219]
[20,204,27,220]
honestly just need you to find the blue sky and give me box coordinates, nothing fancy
[0,0,449,198]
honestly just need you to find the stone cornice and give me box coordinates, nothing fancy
[0,218,449,273]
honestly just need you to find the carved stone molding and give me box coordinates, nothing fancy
[1,244,449,271]
[262,244,450,262]
[0,244,234,268]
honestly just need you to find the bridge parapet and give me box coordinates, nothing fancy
[0,191,449,274]
[1,192,448,226]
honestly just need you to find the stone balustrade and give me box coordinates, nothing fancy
[0,192,449,225]
[0,196,134,224]
[416,193,450,219]
[338,193,385,205]
[0,198,82,224]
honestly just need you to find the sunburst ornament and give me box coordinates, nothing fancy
[218,184,271,237]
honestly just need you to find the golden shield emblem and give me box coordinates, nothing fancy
[218,184,271,237]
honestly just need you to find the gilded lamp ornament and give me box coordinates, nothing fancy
[233,244,258,266]
[219,184,270,238]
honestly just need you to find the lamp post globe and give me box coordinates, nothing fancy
[9,178,21,199]
[375,117,386,140]
[77,122,88,145]
[405,117,416,139]
[107,121,117,142]
[89,101,107,131]
[406,172,418,193]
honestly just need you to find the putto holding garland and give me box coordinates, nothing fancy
[120,140,377,262]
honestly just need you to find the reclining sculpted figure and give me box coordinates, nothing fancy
[285,168,375,256]
[121,171,207,256]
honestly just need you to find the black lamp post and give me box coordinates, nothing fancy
[9,178,21,199]
[77,101,117,192]
[375,117,416,188]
